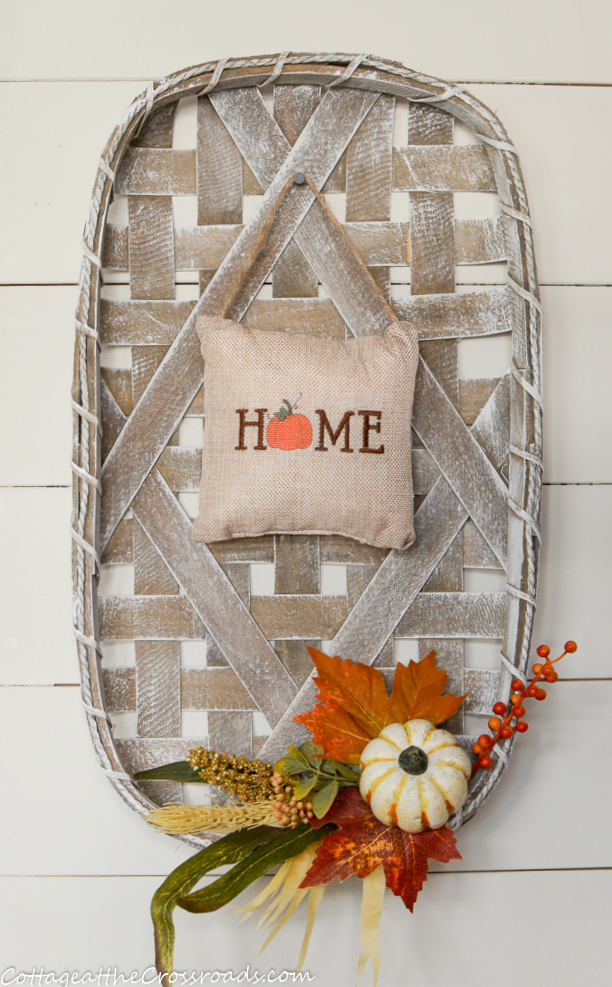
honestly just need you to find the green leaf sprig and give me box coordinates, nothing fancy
[274,742,361,819]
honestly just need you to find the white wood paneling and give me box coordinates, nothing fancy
[1,681,609,876]
[470,84,612,285]
[533,486,612,672]
[0,287,75,485]
[1,0,611,83]
[0,488,75,684]
[542,287,612,483]
[1,7,611,980]
[2,870,610,985]
[0,82,145,285]
[0,686,195,876]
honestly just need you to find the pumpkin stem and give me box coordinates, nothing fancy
[276,392,303,420]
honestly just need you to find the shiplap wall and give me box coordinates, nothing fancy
[1,2,611,982]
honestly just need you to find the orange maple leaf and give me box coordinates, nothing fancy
[301,787,461,911]
[294,647,466,763]
[387,650,468,725]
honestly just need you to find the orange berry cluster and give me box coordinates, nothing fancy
[269,771,315,828]
[471,641,577,774]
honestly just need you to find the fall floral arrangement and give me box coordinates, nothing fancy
[135,642,577,981]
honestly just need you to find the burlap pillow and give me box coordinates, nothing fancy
[192,315,419,550]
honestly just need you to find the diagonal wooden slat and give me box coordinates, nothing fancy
[295,197,394,335]
[259,477,469,760]
[272,84,321,298]
[100,87,380,551]
[413,359,508,567]
[214,93,394,337]
[234,149,509,565]
[218,106,508,554]
[259,376,509,761]
[101,400,298,728]
[130,468,298,727]
[261,183,509,565]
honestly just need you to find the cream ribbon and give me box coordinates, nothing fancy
[239,846,387,982]
[237,843,324,961]
[296,885,326,972]
[356,866,386,986]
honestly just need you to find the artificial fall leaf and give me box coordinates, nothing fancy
[387,650,467,727]
[300,787,461,911]
[294,649,389,763]
[294,647,466,763]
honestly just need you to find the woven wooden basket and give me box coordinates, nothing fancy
[72,53,542,844]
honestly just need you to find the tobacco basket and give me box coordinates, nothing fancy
[72,53,542,845]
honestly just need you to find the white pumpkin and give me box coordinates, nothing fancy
[359,719,472,833]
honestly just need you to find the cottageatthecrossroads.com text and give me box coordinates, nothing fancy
[1,971,316,986]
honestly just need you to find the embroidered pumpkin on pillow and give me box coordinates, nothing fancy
[267,396,313,451]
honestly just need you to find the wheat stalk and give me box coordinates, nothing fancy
[147,800,283,835]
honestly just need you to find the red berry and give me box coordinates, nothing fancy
[537,645,551,658]
[564,641,578,653]
[516,721,529,733]
[536,688,547,701]
[511,693,523,705]
[488,717,502,732]
[472,742,483,755]
[511,678,524,692]
[527,685,539,697]
[545,671,558,683]
[479,755,493,769]
[493,702,507,716]
[500,726,513,739]
[532,663,544,675]
[513,705,526,718]
[478,734,493,748]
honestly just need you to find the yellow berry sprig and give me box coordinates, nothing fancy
[186,748,276,803]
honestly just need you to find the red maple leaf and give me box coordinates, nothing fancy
[301,787,461,911]
[294,647,466,764]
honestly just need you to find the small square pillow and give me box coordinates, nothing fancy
[192,315,419,551]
